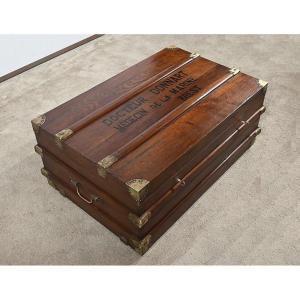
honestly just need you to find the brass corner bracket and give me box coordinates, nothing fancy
[190,52,201,59]
[131,235,152,255]
[258,79,268,92]
[55,128,73,148]
[97,155,118,178]
[31,115,46,134]
[34,145,43,157]
[229,67,240,75]
[128,211,151,229]
[126,179,150,206]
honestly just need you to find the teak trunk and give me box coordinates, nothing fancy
[32,47,268,254]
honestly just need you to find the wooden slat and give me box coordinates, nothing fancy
[65,53,196,135]
[109,69,237,165]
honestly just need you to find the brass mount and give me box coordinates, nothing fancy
[55,128,73,148]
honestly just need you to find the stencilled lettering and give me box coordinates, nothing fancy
[101,71,203,132]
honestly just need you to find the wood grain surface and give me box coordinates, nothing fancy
[34,47,267,212]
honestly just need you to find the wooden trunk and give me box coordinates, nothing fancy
[31,47,268,254]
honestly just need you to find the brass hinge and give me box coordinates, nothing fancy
[130,235,151,255]
[31,115,46,134]
[55,128,73,148]
[128,211,151,229]
[126,179,150,206]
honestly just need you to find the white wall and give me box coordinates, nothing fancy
[0,34,89,76]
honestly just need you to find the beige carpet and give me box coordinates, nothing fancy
[0,35,299,265]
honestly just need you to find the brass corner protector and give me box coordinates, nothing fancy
[258,79,268,92]
[128,211,152,229]
[229,67,240,75]
[34,145,43,157]
[55,128,73,148]
[131,235,152,255]
[41,167,49,178]
[31,115,46,134]
[190,52,201,59]
[97,155,118,178]
[126,179,150,205]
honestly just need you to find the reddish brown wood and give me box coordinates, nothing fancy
[34,48,267,212]
[38,105,265,238]
[32,47,268,254]
[42,48,191,133]
[108,69,235,165]
[41,127,261,254]
[67,53,194,135]
[146,128,261,252]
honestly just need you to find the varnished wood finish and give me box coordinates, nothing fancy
[34,47,267,212]
[144,128,261,252]
[42,128,261,254]
[40,48,191,133]
[32,47,268,254]
[38,105,265,238]
[63,53,195,135]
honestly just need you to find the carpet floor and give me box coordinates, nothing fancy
[0,35,299,264]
